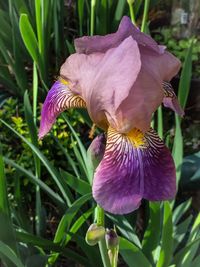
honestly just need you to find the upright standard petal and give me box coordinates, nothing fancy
[61,36,141,131]
[162,81,184,116]
[114,48,181,133]
[75,16,161,54]
[39,78,86,139]
[93,127,176,214]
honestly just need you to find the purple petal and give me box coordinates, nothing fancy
[87,133,106,169]
[75,16,161,54]
[162,81,184,116]
[143,128,176,201]
[92,127,176,214]
[39,79,86,139]
[93,127,143,215]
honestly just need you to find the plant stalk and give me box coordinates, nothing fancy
[96,206,111,267]
[141,0,150,33]
[128,2,136,25]
[90,0,96,35]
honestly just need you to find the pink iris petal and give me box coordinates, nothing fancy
[39,79,86,139]
[114,48,181,133]
[162,81,184,116]
[61,18,181,132]
[75,16,161,55]
[61,36,141,131]
[92,128,176,214]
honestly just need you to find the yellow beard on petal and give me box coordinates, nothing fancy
[59,77,69,85]
[126,128,146,148]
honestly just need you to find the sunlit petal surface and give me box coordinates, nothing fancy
[93,127,176,214]
[39,78,86,139]
[162,81,184,116]
[75,16,161,54]
[61,36,141,131]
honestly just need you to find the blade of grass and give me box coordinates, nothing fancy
[24,90,42,235]
[65,207,94,244]
[178,41,193,109]
[0,144,19,266]
[156,202,173,267]
[107,214,141,248]
[173,199,191,225]
[0,241,24,267]
[0,119,72,206]
[19,13,41,67]
[4,157,65,208]
[48,193,92,265]
[60,169,91,195]
[15,231,90,266]
[142,202,162,265]
[78,0,85,36]
[119,237,152,267]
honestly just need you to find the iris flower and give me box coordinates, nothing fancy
[39,16,184,214]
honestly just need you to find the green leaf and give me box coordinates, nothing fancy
[15,231,89,266]
[172,115,183,183]
[156,202,173,267]
[0,241,24,267]
[53,193,92,243]
[60,169,91,195]
[178,214,200,267]
[78,0,85,35]
[107,214,141,248]
[65,208,94,244]
[173,215,193,251]
[4,157,64,208]
[0,145,19,266]
[178,41,193,109]
[48,193,92,264]
[19,14,41,65]
[119,237,152,267]
[0,119,71,206]
[53,136,80,178]
[173,41,193,185]
[0,144,9,216]
[24,91,38,145]
[192,255,200,267]
[173,199,191,224]
[142,202,162,264]
[180,151,200,188]
[63,114,93,183]
[113,0,127,29]
[173,236,200,266]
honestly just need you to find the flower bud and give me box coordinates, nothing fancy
[105,229,119,250]
[85,224,105,246]
[87,133,106,170]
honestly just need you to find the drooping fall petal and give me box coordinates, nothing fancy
[92,127,176,214]
[162,81,184,116]
[39,78,86,139]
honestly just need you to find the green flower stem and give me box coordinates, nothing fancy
[128,2,136,25]
[90,0,96,36]
[33,62,38,125]
[157,106,163,139]
[96,206,111,267]
[141,0,150,33]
